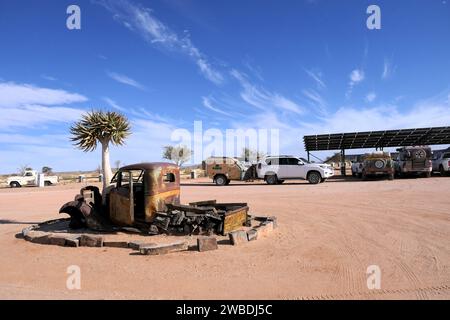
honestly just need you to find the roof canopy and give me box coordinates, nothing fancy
[303,126,450,151]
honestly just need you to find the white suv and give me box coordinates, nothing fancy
[432,150,450,176]
[256,156,334,184]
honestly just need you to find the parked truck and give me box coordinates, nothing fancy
[394,146,432,178]
[359,152,395,180]
[7,170,58,188]
[432,149,450,176]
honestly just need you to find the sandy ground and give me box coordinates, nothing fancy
[0,176,449,300]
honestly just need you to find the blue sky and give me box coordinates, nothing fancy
[0,0,449,173]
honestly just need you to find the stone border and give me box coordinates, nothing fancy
[20,216,276,255]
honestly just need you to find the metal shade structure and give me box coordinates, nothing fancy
[303,126,450,175]
[303,126,450,151]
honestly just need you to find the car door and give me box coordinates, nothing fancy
[109,170,134,226]
[281,157,301,178]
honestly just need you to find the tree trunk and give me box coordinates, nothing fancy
[101,140,113,191]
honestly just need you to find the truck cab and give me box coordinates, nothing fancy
[107,163,180,226]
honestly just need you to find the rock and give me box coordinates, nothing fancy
[79,234,103,247]
[103,241,129,248]
[22,226,34,240]
[128,241,144,250]
[64,237,80,247]
[229,230,248,245]
[246,229,258,241]
[48,235,67,246]
[139,241,189,255]
[197,237,218,252]
[28,231,51,245]
[267,216,278,229]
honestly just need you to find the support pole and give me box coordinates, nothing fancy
[341,149,346,176]
[307,151,310,163]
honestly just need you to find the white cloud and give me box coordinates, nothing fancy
[350,69,364,83]
[346,69,365,98]
[102,97,127,112]
[97,0,224,85]
[365,92,377,102]
[304,69,326,89]
[106,71,146,90]
[41,74,57,81]
[231,69,303,114]
[382,58,394,79]
[202,97,233,117]
[0,82,87,108]
[302,89,327,115]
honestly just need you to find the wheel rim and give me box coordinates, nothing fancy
[268,176,276,184]
[310,173,319,183]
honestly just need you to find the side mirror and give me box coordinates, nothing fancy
[298,161,304,165]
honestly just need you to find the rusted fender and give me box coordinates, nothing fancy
[59,200,109,231]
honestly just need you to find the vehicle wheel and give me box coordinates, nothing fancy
[388,173,394,180]
[277,179,285,184]
[439,165,446,177]
[423,171,431,178]
[214,175,227,186]
[265,175,278,185]
[307,171,321,184]
[44,181,52,186]
[9,181,21,188]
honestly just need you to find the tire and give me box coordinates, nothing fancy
[277,180,285,184]
[214,175,227,186]
[265,175,278,185]
[439,165,446,177]
[423,171,431,178]
[307,171,321,184]
[9,181,21,188]
[44,181,52,186]
[388,173,394,180]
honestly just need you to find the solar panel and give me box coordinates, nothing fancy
[303,126,450,151]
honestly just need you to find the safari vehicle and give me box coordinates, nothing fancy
[205,157,256,186]
[432,149,450,176]
[360,152,395,180]
[256,155,334,184]
[7,170,58,188]
[394,146,432,178]
[59,162,248,235]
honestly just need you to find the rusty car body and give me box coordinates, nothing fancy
[59,162,248,235]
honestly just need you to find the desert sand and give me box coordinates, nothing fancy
[0,176,449,299]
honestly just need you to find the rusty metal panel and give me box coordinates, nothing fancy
[222,206,248,235]
[144,164,181,222]
[109,190,134,226]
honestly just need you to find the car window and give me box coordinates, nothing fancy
[443,153,450,159]
[279,158,289,165]
[266,158,280,165]
[287,158,300,165]
[25,172,33,176]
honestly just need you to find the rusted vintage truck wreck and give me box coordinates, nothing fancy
[59,162,249,235]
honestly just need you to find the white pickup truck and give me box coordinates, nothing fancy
[7,170,58,188]
[432,150,450,176]
[256,155,334,184]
